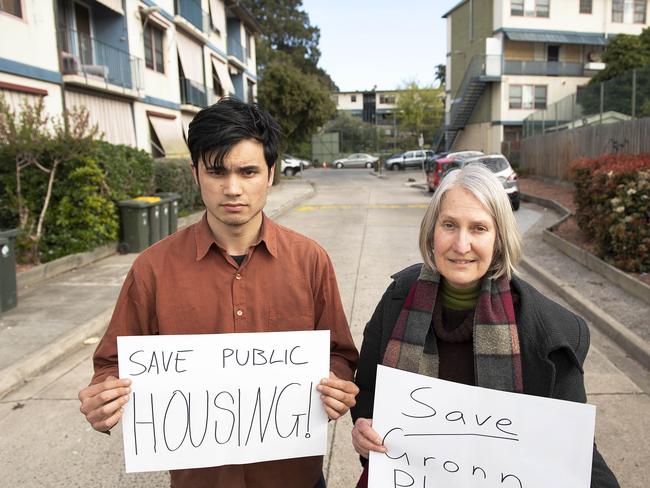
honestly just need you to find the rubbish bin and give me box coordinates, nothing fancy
[154,192,181,234]
[115,200,151,253]
[134,196,162,245]
[0,228,19,313]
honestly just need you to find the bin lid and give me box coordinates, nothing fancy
[153,192,182,202]
[0,237,8,245]
[0,228,20,238]
[134,196,161,203]
[116,199,154,208]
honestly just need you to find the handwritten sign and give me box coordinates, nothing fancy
[117,330,330,473]
[369,365,596,488]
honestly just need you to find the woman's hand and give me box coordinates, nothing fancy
[351,418,387,458]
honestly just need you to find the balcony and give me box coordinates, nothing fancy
[175,0,209,33]
[58,29,143,93]
[180,77,207,108]
[503,60,585,77]
[227,37,245,64]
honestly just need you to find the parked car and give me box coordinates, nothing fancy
[332,153,378,169]
[385,149,435,170]
[457,154,521,210]
[280,154,312,176]
[425,150,483,192]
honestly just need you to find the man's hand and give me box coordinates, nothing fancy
[78,376,131,433]
[351,418,387,458]
[316,371,359,420]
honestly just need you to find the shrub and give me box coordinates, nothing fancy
[93,141,155,201]
[153,158,203,215]
[570,153,650,272]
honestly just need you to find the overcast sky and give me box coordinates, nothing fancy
[301,0,461,92]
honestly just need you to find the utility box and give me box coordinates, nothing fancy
[154,192,182,234]
[0,229,19,313]
[116,200,151,253]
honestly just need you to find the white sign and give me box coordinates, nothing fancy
[117,330,330,473]
[369,365,596,488]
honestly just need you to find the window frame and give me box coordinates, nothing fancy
[144,22,165,74]
[0,0,23,19]
[579,0,593,14]
[612,0,647,23]
[509,84,547,110]
[511,0,549,17]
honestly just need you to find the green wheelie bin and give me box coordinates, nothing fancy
[0,228,19,313]
[154,192,182,234]
[116,199,151,253]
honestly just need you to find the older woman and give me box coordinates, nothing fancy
[350,164,619,487]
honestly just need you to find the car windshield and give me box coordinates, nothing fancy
[478,157,510,172]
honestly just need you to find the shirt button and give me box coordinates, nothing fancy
[235,273,242,280]
[236,309,243,317]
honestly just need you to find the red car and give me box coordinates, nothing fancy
[425,151,484,192]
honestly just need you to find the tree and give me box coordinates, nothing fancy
[590,30,650,84]
[241,0,338,161]
[396,82,444,147]
[435,64,446,88]
[257,59,336,153]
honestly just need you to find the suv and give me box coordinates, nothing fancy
[385,150,434,170]
[459,154,520,210]
[425,151,483,192]
[280,154,311,176]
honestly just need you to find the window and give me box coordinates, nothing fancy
[511,0,549,17]
[247,79,255,102]
[212,66,223,98]
[0,0,22,17]
[613,0,647,23]
[379,95,396,104]
[509,84,547,109]
[245,30,252,60]
[351,95,357,102]
[144,23,165,73]
[580,0,592,14]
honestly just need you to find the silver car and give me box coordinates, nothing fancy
[332,153,378,169]
[459,154,521,210]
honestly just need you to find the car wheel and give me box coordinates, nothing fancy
[511,195,520,211]
[365,161,374,168]
[284,167,296,177]
[390,163,401,171]
[335,162,343,169]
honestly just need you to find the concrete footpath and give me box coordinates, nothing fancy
[0,180,315,399]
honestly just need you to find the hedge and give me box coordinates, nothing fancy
[153,157,203,215]
[569,153,650,272]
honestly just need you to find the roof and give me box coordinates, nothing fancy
[442,0,468,18]
[498,28,607,45]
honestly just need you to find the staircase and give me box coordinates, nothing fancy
[434,55,501,152]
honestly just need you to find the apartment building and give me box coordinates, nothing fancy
[0,0,260,157]
[439,0,650,153]
[333,89,400,135]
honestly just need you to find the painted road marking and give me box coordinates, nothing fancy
[296,204,429,212]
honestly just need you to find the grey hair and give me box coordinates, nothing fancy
[418,163,522,280]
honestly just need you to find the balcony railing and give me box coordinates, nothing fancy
[227,37,245,62]
[504,60,585,77]
[175,0,209,32]
[58,29,143,90]
[180,77,207,107]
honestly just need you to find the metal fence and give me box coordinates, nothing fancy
[523,64,650,138]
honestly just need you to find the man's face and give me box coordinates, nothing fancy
[193,139,274,234]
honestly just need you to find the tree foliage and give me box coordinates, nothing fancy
[396,81,444,146]
[590,27,650,84]
[241,0,337,156]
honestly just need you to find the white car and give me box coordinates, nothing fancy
[459,154,521,210]
[280,154,311,176]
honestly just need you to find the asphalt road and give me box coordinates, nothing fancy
[0,169,647,487]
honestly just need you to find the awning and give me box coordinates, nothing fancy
[147,113,189,157]
[66,90,135,146]
[176,34,204,82]
[209,0,224,33]
[211,56,235,95]
[501,28,607,46]
[96,0,124,15]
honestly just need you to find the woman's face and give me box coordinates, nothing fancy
[433,186,497,289]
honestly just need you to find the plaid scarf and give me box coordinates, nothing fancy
[382,265,523,393]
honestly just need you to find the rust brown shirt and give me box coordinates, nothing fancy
[92,213,358,488]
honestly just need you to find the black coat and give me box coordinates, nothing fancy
[351,264,619,488]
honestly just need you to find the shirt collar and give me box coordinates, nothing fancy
[194,212,278,261]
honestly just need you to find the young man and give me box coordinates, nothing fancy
[78,98,359,488]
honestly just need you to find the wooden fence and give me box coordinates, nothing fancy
[520,117,650,181]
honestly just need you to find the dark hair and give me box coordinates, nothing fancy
[187,97,282,172]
